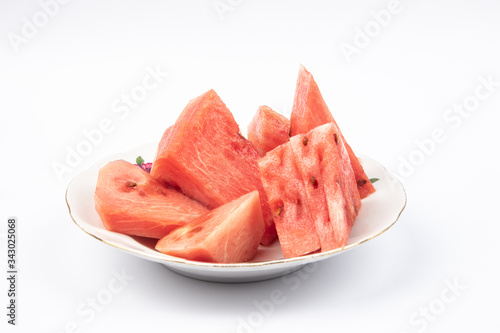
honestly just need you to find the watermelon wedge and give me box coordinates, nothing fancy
[94,160,208,239]
[247,105,291,156]
[259,123,361,255]
[288,132,335,251]
[298,123,361,249]
[290,65,375,199]
[258,143,320,258]
[151,89,276,245]
[155,191,265,263]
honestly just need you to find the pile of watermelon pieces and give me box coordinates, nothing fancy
[94,65,376,263]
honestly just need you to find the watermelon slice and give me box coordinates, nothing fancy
[155,191,265,263]
[258,143,320,258]
[259,123,361,255]
[288,132,335,251]
[297,123,361,249]
[94,160,208,239]
[247,105,291,156]
[290,65,375,199]
[150,89,276,245]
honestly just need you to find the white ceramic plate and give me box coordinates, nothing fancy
[66,143,406,283]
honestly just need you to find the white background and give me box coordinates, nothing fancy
[1,0,499,332]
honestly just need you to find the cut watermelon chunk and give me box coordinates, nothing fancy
[289,132,335,251]
[151,89,276,245]
[155,191,265,263]
[300,123,361,249]
[247,105,291,156]
[258,143,320,258]
[94,160,208,239]
[290,65,375,199]
[259,123,361,255]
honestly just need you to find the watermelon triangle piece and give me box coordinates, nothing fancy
[155,191,265,263]
[290,65,375,199]
[258,143,321,258]
[305,123,361,249]
[247,105,291,156]
[259,122,361,255]
[288,123,361,251]
[288,130,336,251]
[94,160,209,239]
[151,89,276,245]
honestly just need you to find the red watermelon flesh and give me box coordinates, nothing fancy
[290,65,375,199]
[150,89,276,245]
[289,133,337,251]
[155,191,265,263]
[247,105,291,156]
[290,65,334,136]
[258,143,320,258]
[94,160,209,239]
[305,123,361,248]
